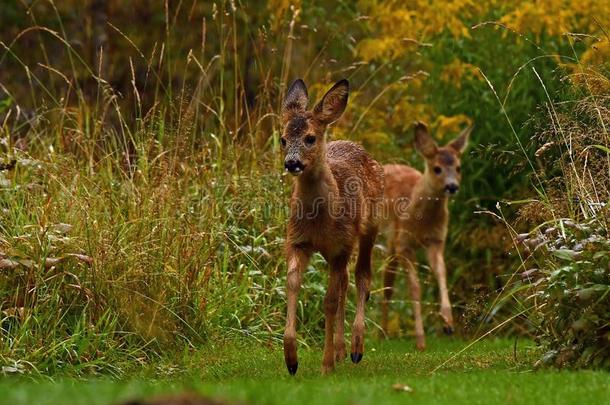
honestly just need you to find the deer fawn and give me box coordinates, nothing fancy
[381,121,472,350]
[280,79,384,375]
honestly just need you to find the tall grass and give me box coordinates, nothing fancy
[0,2,302,376]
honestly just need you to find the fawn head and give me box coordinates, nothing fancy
[280,79,349,176]
[413,121,472,196]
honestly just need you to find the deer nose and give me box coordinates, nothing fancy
[445,183,459,195]
[284,158,304,175]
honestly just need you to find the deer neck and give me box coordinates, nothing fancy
[411,172,449,218]
[294,153,337,211]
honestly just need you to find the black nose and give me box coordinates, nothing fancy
[284,159,304,173]
[445,184,459,194]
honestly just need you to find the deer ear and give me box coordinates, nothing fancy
[448,125,473,155]
[313,79,349,125]
[413,121,437,158]
[282,79,308,121]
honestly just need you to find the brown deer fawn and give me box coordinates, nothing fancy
[280,79,384,375]
[381,121,472,350]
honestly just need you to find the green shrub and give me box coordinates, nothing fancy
[509,76,610,368]
[520,221,610,368]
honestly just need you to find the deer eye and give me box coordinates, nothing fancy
[434,166,442,175]
[280,137,287,148]
[304,135,316,146]
[456,165,461,173]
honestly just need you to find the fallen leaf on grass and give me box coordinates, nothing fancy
[0,258,19,270]
[52,223,73,234]
[2,307,25,319]
[44,257,62,268]
[44,254,94,268]
[66,253,94,265]
[392,384,413,393]
[1,361,25,375]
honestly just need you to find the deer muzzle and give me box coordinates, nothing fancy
[284,158,305,175]
[444,183,459,195]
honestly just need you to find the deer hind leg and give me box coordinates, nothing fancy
[426,244,454,335]
[398,248,425,351]
[322,253,349,375]
[382,225,400,335]
[351,229,376,364]
[284,246,311,376]
[334,264,349,362]
[381,251,399,336]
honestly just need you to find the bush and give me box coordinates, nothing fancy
[520,221,610,368]
[510,74,610,368]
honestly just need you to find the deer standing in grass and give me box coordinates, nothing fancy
[280,79,384,375]
[381,122,472,350]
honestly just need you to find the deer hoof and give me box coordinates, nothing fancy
[416,336,426,351]
[335,347,347,362]
[443,326,454,336]
[321,363,335,375]
[350,352,363,363]
[286,362,298,376]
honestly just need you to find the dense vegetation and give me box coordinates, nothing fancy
[0,0,609,378]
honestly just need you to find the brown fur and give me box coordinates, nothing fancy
[281,79,384,375]
[381,121,472,350]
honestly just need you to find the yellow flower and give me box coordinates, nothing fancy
[440,59,483,88]
[434,114,473,140]
[581,40,610,68]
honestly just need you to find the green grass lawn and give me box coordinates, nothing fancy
[1,337,608,405]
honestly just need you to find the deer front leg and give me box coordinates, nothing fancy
[426,244,454,334]
[322,258,346,375]
[399,250,425,351]
[284,246,310,376]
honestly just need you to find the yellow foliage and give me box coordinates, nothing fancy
[267,0,301,15]
[267,0,302,28]
[354,0,608,157]
[440,59,483,88]
[569,41,610,94]
[392,98,433,130]
[500,0,610,39]
[358,37,404,61]
[434,114,473,140]
[361,131,393,147]
[356,0,492,62]
[581,40,610,68]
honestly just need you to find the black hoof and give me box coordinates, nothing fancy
[443,326,454,336]
[350,352,363,363]
[287,362,298,375]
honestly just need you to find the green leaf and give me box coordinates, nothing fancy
[592,144,610,154]
[552,249,580,261]
[0,97,12,113]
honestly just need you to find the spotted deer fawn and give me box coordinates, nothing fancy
[381,121,472,350]
[280,79,384,375]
